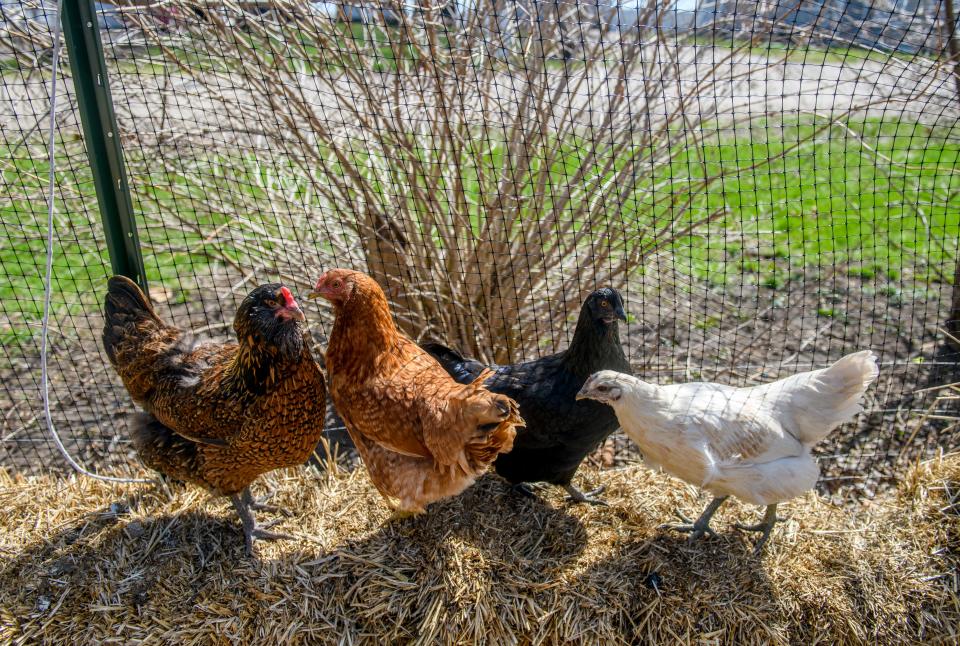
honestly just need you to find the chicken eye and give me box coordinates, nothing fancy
[600,299,610,308]
[263,298,277,308]
[332,279,343,290]
[597,385,610,392]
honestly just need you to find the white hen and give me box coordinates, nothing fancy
[576,351,879,552]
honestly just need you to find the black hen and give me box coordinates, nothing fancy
[422,287,630,504]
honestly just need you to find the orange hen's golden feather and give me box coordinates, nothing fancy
[318,269,523,513]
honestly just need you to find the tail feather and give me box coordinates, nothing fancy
[421,341,466,364]
[771,350,879,445]
[102,276,165,364]
[129,413,206,486]
[819,350,880,396]
[422,341,488,385]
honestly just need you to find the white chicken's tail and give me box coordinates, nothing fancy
[761,350,879,446]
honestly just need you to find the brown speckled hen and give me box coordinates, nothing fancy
[310,269,523,516]
[102,276,326,555]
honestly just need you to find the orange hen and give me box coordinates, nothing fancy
[311,269,522,514]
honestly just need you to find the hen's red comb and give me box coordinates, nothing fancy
[279,286,297,308]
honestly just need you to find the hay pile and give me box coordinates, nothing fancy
[1,456,957,645]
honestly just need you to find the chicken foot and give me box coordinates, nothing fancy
[563,484,608,506]
[244,490,289,516]
[231,488,295,556]
[734,503,781,555]
[667,495,729,541]
[510,482,547,499]
[386,509,423,522]
[510,482,608,506]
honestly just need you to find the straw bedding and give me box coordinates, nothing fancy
[0,455,957,645]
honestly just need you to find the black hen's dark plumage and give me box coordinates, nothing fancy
[422,287,631,502]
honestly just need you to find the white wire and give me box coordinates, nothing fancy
[41,0,150,484]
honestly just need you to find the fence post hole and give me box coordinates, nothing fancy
[61,0,147,295]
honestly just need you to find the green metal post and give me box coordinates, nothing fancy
[61,0,147,295]
[943,0,960,346]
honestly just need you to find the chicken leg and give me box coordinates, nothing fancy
[734,503,781,554]
[563,484,608,506]
[230,488,294,556]
[668,495,729,541]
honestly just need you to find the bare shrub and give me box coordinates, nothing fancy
[110,0,941,362]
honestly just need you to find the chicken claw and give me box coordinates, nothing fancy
[249,527,296,542]
[564,484,608,506]
[510,482,546,500]
[386,509,422,522]
[246,491,289,516]
[665,495,729,542]
[734,503,781,555]
[231,489,294,557]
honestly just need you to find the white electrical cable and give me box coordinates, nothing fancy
[41,0,150,484]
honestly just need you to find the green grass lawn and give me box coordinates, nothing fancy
[684,34,933,66]
[666,119,959,285]
[2,118,957,349]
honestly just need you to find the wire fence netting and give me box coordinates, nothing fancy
[1,0,958,499]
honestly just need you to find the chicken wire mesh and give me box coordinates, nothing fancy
[0,0,958,498]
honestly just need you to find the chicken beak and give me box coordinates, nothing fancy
[307,283,330,301]
[307,279,329,301]
[289,306,306,322]
[575,386,590,401]
[615,304,628,322]
[276,305,305,322]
